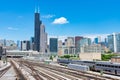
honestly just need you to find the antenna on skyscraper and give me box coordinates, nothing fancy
[38,6,40,13]
[37,0,40,13]
[35,0,40,13]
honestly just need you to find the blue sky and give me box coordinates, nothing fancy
[0,0,120,41]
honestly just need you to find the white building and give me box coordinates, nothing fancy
[79,44,103,61]
[58,37,76,56]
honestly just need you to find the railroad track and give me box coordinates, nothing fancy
[13,59,119,80]
[15,59,57,80]
[0,65,11,78]
[20,60,71,80]
[21,60,87,79]
[23,59,119,80]
[35,66,81,80]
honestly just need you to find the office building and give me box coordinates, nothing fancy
[0,39,17,50]
[75,36,83,53]
[74,38,91,53]
[34,7,47,52]
[80,38,91,47]
[80,44,105,53]
[107,33,120,53]
[40,24,47,53]
[94,38,99,44]
[49,38,58,52]
[0,46,6,60]
[108,34,114,52]
[17,40,21,50]
[66,37,75,47]
[0,46,3,60]
[79,53,101,61]
[58,40,62,48]
[45,33,48,53]
[30,37,34,50]
[34,7,41,52]
[58,37,76,56]
[105,38,108,47]
[0,39,6,47]
[94,36,101,44]
[79,44,103,61]
[21,40,30,51]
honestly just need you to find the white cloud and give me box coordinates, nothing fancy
[52,17,69,24]
[7,27,18,31]
[42,14,55,19]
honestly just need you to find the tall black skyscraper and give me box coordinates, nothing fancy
[34,8,42,52]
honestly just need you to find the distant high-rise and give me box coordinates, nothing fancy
[75,38,91,53]
[75,36,83,53]
[0,46,3,60]
[94,38,98,44]
[80,38,91,46]
[17,40,21,50]
[30,37,34,50]
[21,40,30,51]
[94,36,101,44]
[34,7,47,52]
[50,38,58,53]
[105,38,108,47]
[108,33,120,53]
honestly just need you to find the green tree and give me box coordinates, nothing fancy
[50,55,53,60]
[107,51,112,53]
[64,55,71,59]
[102,54,118,61]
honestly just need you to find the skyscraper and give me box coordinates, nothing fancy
[17,40,21,50]
[21,40,30,51]
[94,38,98,44]
[50,38,58,53]
[40,24,46,53]
[34,7,47,52]
[0,46,3,60]
[34,7,41,52]
[75,36,83,53]
[30,37,34,50]
[94,36,101,44]
[108,33,120,53]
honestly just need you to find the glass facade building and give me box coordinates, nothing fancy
[50,38,58,52]
[108,33,120,53]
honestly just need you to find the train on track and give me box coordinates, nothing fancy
[57,59,120,75]
[68,63,89,72]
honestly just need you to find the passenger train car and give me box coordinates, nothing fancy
[57,59,120,75]
[95,62,120,75]
[68,63,89,72]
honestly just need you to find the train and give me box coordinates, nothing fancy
[57,58,120,75]
[68,63,89,72]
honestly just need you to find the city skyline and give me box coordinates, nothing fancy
[0,0,120,41]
